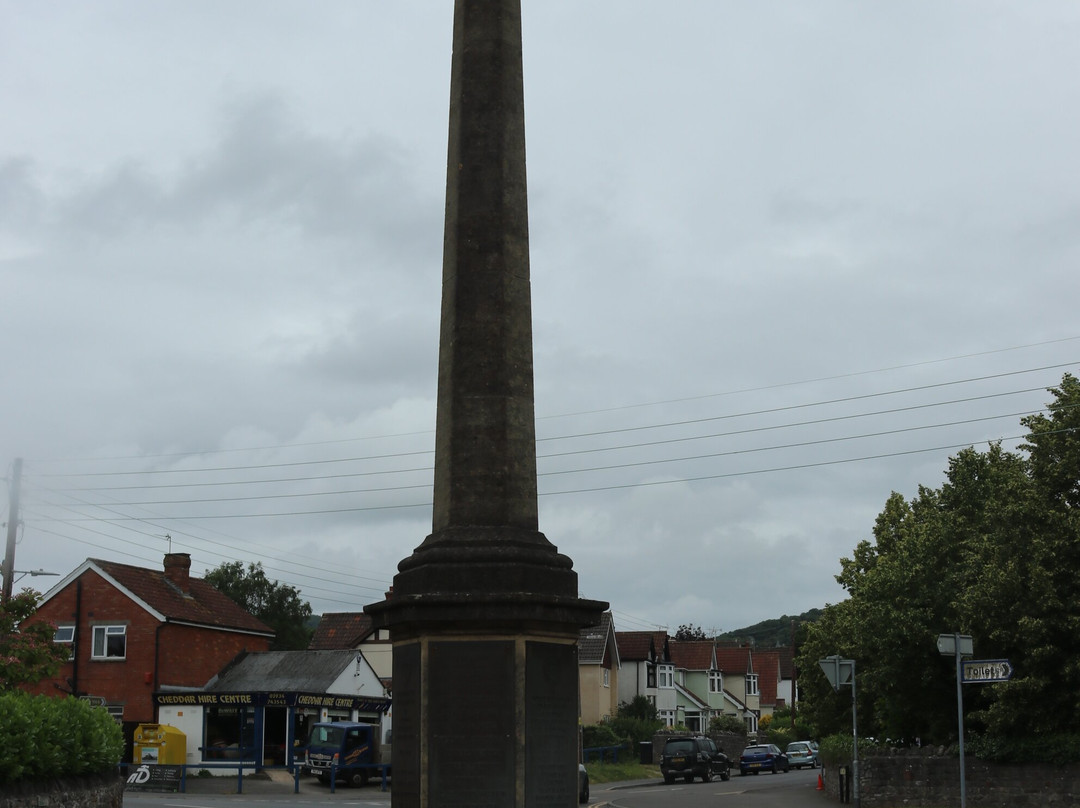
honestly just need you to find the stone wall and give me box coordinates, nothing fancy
[0,774,124,808]
[823,748,1080,807]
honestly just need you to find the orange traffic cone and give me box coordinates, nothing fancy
[817,773,824,791]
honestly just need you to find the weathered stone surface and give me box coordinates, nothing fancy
[365,1,605,805]
[0,773,123,808]
[823,749,1080,807]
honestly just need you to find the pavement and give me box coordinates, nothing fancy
[137,770,835,806]
[143,768,391,798]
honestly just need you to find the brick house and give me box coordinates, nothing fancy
[23,553,274,752]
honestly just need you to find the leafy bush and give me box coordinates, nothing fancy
[582,723,623,749]
[0,692,124,784]
[608,716,663,747]
[709,714,746,735]
[968,732,1080,765]
[764,724,798,749]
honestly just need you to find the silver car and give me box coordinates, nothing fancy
[786,741,818,769]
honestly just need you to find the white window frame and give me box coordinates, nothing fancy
[53,625,75,660]
[659,709,676,727]
[747,673,759,696]
[709,669,723,693]
[91,625,127,660]
[603,667,610,688]
[658,664,675,689]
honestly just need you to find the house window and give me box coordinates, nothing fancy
[709,670,722,693]
[647,663,657,689]
[603,667,610,688]
[658,664,674,689]
[745,713,758,734]
[659,709,676,727]
[53,625,75,660]
[91,625,126,659]
[747,674,759,696]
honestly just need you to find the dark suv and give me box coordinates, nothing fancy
[660,736,731,783]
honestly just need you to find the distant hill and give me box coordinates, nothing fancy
[716,608,823,647]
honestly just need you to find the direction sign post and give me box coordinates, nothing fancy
[938,633,974,808]
[818,656,859,808]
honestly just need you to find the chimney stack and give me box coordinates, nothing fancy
[163,553,191,593]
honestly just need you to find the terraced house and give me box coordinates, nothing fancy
[616,631,793,735]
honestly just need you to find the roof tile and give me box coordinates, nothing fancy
[91,558,273,635]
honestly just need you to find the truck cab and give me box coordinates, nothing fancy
[304,721,389,787]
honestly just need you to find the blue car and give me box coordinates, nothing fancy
[739,743,789,775]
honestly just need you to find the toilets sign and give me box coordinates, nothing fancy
[961,659,1013,683]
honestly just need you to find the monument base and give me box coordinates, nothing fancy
[367,528,605,807]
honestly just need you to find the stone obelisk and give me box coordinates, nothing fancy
[366,1,606,805]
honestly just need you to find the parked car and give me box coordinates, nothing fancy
[786,740,819,769]
[578,763,589,804]
[660,736,731,783]
[739,743,789,775]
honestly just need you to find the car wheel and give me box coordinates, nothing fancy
[721,768,730,781]
[703,768,713,783]
[579,777,589,804]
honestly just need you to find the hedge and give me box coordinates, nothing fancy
[0,692,124,784]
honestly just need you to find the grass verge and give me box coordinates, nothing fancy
[584,761,661,784]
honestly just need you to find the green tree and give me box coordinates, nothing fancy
[675,624,707,641]
[0,589,69,690]
[618,695,658,722]
[798,374,1080,746]
[204,561,313,651]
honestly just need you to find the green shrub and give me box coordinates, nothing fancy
[0,692,124,784]
[709,714,746,736]
[968,732,1080,765]
[582,723,623,749]
[608,716,663,746]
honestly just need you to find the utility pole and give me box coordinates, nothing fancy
[2,458,24,603]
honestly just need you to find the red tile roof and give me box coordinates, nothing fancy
[669,640,714,671]
[775,645,795,679]
[615,631,659,661]
[308,612,374,650]
[715,646,753,675]
[756,649,781,706]
[91,558,273,635]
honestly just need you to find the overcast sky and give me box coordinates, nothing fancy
[3,2,1078,637]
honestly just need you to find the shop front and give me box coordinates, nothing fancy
[155,690,391,770]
